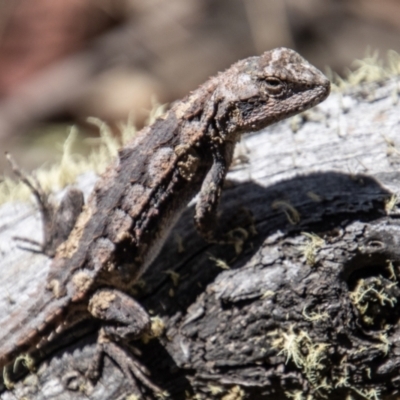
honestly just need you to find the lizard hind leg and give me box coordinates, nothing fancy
[87,289,164,395]
[6,153,84,256]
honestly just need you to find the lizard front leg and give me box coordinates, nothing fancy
[195,140,244,246]
[87,289,164,395]
[194,143,228,242]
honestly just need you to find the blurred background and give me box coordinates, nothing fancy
[0,0,399,173]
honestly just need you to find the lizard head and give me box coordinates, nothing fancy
[214,47,330,136]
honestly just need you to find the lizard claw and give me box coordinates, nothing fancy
[87,339,166,397]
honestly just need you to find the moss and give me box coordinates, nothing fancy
[328,49,400,91]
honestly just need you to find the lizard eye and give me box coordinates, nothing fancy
[263,77,285,95]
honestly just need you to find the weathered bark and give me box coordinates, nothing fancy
[1,77,400,399]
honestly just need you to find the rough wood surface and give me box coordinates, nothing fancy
[1,77,400,399]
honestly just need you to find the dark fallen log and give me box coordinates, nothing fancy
[1,75,400,399]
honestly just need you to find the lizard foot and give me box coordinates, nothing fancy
[5,152,83,257]
[87,289,167,396]
[87,331,166,397]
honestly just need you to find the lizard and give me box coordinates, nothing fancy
[0,47,330,396]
